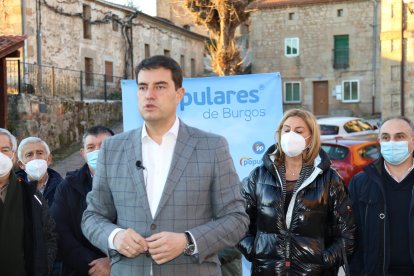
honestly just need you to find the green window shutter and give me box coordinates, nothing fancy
[334,35,349,69]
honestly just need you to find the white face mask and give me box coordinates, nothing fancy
[24,159,48,181]
[0,152,13,177]
[280,132,310,157]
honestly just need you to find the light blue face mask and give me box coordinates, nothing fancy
[86,150,100,171]
[380,141,411,165]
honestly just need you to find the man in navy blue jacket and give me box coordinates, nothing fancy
[50,125,114,276]
[349,116,414,276]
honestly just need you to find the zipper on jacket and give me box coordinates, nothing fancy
[382,211,386,276]
[364,200,370,268]
[272,162,293,273]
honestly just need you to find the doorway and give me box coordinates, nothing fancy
[313,81,329,115]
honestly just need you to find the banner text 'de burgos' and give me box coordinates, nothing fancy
[121,73,283,179]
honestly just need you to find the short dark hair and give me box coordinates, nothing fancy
[381,115,414,134]
[135,55,183,90]
[82,125,114,146]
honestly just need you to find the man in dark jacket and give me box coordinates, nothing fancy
[50,125,114,276]
[0,128,57,276]
[349,116,414,276]
[16,136,63,207]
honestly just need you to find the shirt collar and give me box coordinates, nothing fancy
[141,117,180,141]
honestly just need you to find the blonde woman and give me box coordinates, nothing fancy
[238,109,356,275]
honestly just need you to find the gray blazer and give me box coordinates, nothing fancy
[81,120,249,276]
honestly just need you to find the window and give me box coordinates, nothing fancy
[285,38,299,57]
[342,80,359,102]
[333,35,349,69]
[164,49,170,57]
[191,58,195,77]
[320,125,340,135]
[83,5,91,39]
[337,9,343,17]
[144,44,150,58]
[180,55,185,75]
[358,145,380,160]
[112,15,119,32]
[343,119,374,133]
[105,61,113,83]
[284,82,301,103]
[85,58,94,86]
[321,144,349,160]
[288,12,295,20]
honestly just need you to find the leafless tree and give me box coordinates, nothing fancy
[185,0,254,76]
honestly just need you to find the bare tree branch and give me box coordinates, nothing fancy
[184,0,255,75]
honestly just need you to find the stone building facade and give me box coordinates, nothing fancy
[156,0,210,36]
[0,0,206,79]
[380,0,414,119]
[249,0,381,116]
[0,0,206,151]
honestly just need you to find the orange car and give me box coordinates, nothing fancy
[321,138,380,186]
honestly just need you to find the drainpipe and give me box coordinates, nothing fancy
[401,0,407,116]
[36,0,42,96]
[21,0,27,63]
[372,0,378,115]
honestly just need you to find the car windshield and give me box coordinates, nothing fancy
[343,120,374,133]
[320,125,339,135]
[321,144,349,160]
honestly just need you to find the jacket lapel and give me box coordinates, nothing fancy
[124,128,152,219]
[154,121,196,219]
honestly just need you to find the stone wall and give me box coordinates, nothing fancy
[156,0,209,36]
[380,0,414,119]
[0,0,21,34]
[7,93,122,152]
[132,13,205,77]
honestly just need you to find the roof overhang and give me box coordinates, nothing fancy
[0,35,28,59]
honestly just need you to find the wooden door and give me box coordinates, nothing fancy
[313,81,329,115]
[105,61,113,83]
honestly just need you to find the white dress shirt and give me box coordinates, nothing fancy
[142,117,178,218]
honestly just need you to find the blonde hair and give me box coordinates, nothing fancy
[274,108,321,165]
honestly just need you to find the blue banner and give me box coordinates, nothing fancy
[121,73,283,179]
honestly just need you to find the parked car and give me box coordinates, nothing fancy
[321,137,380,186]
[318,117,378,140]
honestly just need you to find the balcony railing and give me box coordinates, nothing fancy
[6,59,123,101]
[333,47,349,69]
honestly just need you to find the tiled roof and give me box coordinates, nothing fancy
[249,0,354,9]
[0,35,27,59]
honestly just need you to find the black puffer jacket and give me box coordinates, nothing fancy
[238,145,356,275]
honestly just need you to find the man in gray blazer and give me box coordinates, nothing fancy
[81,55,249,275]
